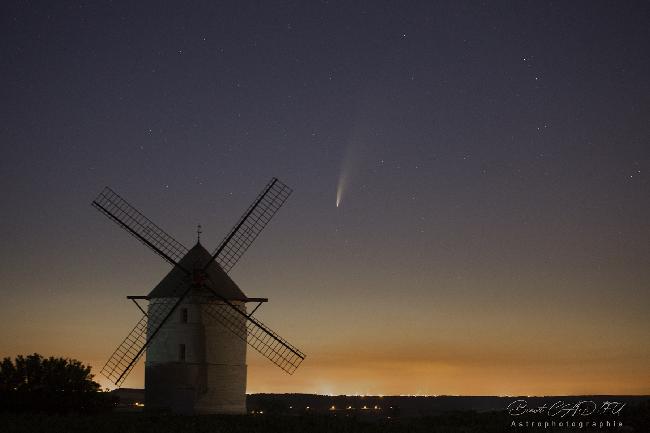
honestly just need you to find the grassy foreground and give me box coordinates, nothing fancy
[4,408,648,433]
[0,411,517,433]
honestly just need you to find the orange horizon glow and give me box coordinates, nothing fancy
[3,274,649,397]
[67,338,649,396]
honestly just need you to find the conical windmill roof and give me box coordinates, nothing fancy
[147,242,247,300]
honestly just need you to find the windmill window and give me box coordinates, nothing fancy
[181,308,188,323]
[178,344,186,362]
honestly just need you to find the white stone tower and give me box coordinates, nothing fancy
[145,242,248,414]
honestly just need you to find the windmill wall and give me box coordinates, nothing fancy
[145,297,247,414]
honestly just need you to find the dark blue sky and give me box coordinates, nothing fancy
[1,1,648,394]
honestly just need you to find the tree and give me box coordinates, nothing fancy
[0,353,115,413]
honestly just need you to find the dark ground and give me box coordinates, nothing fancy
[2,397,649,433]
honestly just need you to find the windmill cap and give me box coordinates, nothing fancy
[147,242,247,300]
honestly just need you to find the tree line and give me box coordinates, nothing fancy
[0,353,115,413]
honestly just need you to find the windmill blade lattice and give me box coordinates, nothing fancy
[92,187,189,267]
[100,313,148,387]
[211,178,292,273]
[201,299,305,374]
[100,279,192,387]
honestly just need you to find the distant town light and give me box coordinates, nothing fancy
[329,405,336,410]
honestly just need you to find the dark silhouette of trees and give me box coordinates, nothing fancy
[0,353,115,413]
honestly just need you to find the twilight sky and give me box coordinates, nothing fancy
[1,1,648,395]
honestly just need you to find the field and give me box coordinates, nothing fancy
[0,411,507,433]
[2,394,648,433]
[2,405,649,433]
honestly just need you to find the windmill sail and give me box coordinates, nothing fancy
[101,314,147,386]
[92,187,189,267]
[100,279,192,387]
[202,300,305,374]
[210,177,292,273]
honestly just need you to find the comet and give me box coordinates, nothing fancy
[336,170,347,208]
[337,123,367,209]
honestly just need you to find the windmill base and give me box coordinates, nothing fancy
[145,361,247,414]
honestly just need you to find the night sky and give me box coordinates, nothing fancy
[1,1,648,395]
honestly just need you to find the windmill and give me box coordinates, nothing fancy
[92,178,305,414]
